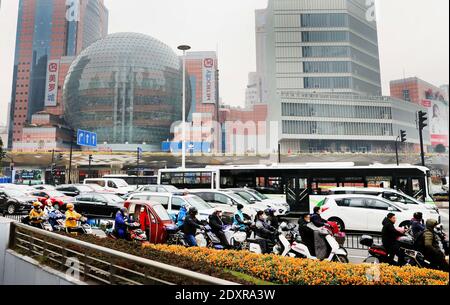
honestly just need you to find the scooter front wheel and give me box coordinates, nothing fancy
[332,255,349,263]
[363,256,380,264]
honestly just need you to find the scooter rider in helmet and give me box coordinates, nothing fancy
[416,219,449,272]
[65,203,83,233]
[411,212,425,240]
[265,208,279,229]
[29,202,44,227]
[208,208,230,249]
[254,210,277,254]
[183,207,204,247]
[114,207,130,239]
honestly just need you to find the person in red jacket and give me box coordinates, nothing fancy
[139,206,150,240]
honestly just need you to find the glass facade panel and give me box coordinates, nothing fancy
[352,78,382,95]
[301,13,348,28]
[282,121,393,136]
[302,46,350,58]
[304,77,351,89]
[282,103,392,119]
[301,31,349,42]
[64,33,187,147]
[303,61,351,73]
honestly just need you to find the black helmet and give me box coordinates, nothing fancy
[189,207,198,215]
[413,212,423,220]
[265,208,275,216]
[237,204,244,210]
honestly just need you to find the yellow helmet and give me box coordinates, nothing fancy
[32,201,42,208]
[66,203,74,210]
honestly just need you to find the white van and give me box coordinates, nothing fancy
[83,178,134,196]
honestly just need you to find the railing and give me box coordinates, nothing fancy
[2,213,26,223]
[8,222,239,285]
[344,234,382,250]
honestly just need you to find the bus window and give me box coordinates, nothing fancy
[366,177,392,188]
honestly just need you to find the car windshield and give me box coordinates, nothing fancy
[113,180,129,187]
[247,189,269,200]
[164,185,178,192]
[77,185,95,192]
[4,190,27,197]
[184,196,213,210]
[153,204,171,221]
[227,193,248,205]
[46,191,65,197]
[88,184,104,191]
[235,191,258,204]
[101,194,125,203]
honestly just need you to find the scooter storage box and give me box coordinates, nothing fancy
[360,235,374,247]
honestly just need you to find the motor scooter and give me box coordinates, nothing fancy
[271,222,349,262]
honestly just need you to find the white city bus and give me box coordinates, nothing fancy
[158,163,434,212]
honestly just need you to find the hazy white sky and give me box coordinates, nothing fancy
[0,0,449,126]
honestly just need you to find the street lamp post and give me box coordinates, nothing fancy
[178,44,191,169]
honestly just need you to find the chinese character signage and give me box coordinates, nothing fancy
[202,57,216,104]
[45,59,60,107]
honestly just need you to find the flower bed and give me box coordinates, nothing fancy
[142,244,449,286]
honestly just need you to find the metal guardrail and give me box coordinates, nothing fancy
[2,213,26,222]
[8,222,239,285]
[344,234,382,250]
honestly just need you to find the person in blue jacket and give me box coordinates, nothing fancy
[176,205,188,229]
[114,207,129,239]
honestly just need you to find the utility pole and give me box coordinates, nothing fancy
[418,111,428,167]
[137,147,142,188]
[88,154,93,180]
[278,143,281,163]
[68,130,75,184]
[50,149,55,185]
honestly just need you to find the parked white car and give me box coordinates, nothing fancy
[316,194,441,232]
[227,188,290,216]
[84,178,135,196]
[188,189,258,221]
[326,187,440,213]
[127,192,234,223]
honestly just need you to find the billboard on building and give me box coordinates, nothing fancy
[202,58,216,104]
[422,99,449,147]
[44,59,60,107]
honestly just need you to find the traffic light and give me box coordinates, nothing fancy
[88,154,93,162]
[57,153,64,161]
[400,130,407,143]
[418,111,428,130]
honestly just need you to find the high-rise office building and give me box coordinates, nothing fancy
[8,0,108,149]
[256,0,426,153]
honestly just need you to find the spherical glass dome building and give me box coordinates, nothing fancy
[63,32,189,151]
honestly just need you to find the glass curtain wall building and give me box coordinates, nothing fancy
[8,0,108,149]
[63,33,188,151]
[256,0,413,153]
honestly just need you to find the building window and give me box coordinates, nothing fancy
[402,89,411,101]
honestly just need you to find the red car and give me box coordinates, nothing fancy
[29,190,75,210]
[124,200,177,244]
